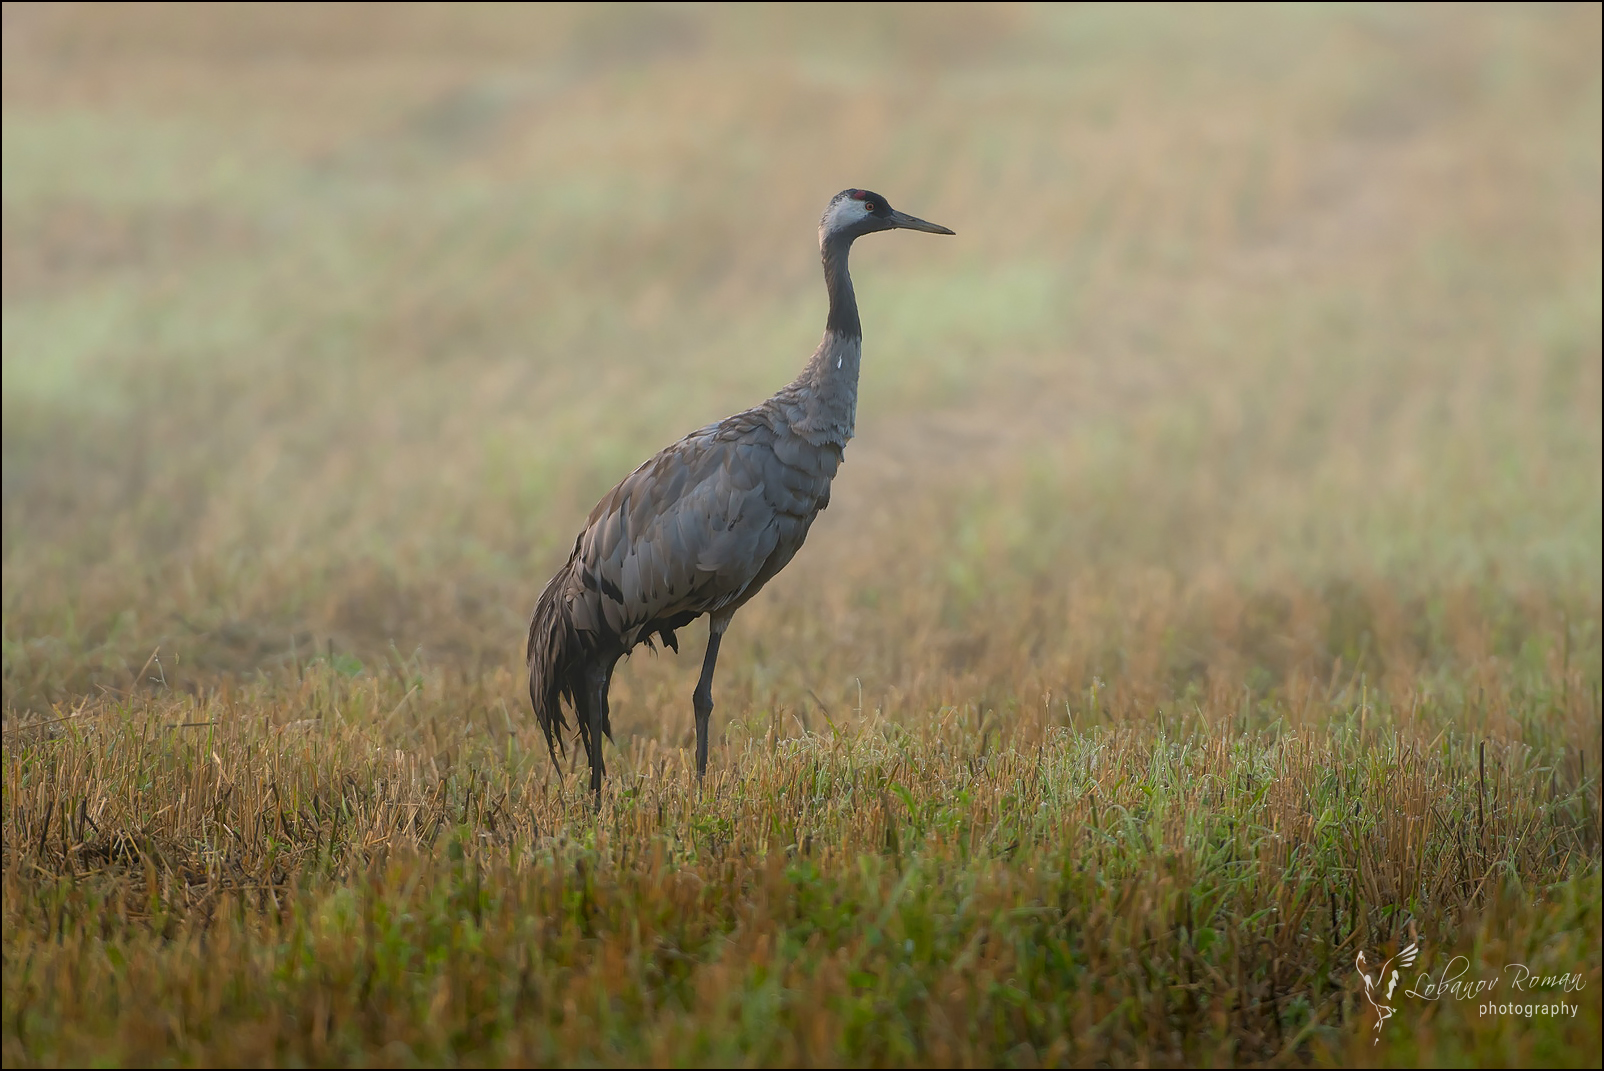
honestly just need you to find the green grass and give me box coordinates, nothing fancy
[4,672,1598,1065]
[3,2,1600,1066]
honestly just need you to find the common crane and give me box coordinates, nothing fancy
[526,189,954,799]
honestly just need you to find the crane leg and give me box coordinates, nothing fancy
[585,661,608,805]
[692,615,731,779]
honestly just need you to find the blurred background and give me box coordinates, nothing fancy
[2,3,1599,735]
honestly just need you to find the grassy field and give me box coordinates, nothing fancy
[3,2,1600,1066]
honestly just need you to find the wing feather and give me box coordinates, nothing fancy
[564,406,835,650]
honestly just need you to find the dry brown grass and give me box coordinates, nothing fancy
[3,672,1599,1066]
[3,2,1601,1065]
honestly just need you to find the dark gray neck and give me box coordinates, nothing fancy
[822,233,860,338]
[771,234,863,446]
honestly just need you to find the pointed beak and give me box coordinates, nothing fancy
[887,209,955,235]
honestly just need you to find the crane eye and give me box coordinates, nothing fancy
[863,202,877,212]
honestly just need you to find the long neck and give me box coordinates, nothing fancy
[822,233,860,338]
[775,234,864,446]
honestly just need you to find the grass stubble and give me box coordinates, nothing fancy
[2,3,1601,1066]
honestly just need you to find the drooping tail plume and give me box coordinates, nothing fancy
[526,566,581,766]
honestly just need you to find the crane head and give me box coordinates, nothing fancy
[819,189,954,248]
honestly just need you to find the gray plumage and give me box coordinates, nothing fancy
[526,189,954,799]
